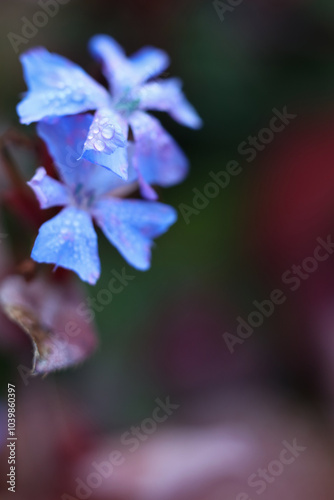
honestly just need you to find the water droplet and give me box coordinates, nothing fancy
[94,140,105,152]
[101,126,115,140]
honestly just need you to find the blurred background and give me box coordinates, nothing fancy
[2,0,334,498]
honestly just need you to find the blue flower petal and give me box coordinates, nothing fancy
[136,170,159,201]
[138,78,202,129]
[37,115,136,197]
[89,35,169,95]
[27,167,70,209]
[17,47,109,124]
[83,144,129,181]
[92,198,177,270]
[89,35,128,95]
[129,46,170,86]
[31,207,100,285]
[82,108,129,179]
[129,111,189,193]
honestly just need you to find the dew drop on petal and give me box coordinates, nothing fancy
[94,140,105,152]
[101,126,115,140]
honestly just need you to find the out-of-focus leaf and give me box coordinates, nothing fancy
[0,275,98,375]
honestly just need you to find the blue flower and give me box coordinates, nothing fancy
[28,114,177,285]
[17,35,202,197]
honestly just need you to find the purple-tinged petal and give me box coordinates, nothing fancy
[137,171,159,201]
[37,114,94,188]
[129,111,189,193]
[31,207,100,285]
[27,167,70,209]
[81,108,129,179]
[37,115,136,196]
[92,198,177,270]
[89,35,169,95]
[0,275,98,374]
[17,47,109,124]
[138,78,202,129]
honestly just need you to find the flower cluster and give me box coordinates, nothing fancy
[17,35,202,284]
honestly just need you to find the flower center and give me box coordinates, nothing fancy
[73,183,95,210]
[113,88,140,117]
